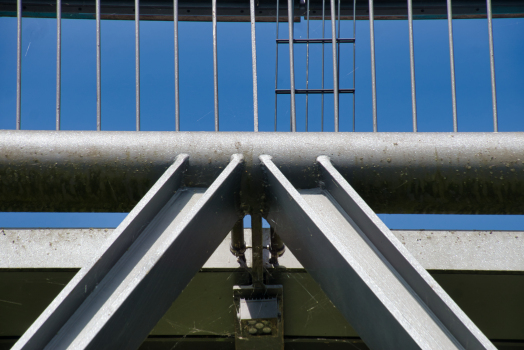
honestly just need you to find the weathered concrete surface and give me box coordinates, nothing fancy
[2,228,523,271]
[394,230,524,271]
[1,131,524,213]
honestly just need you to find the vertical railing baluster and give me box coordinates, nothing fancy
[486,0,498,132]
[288,0,296,131]
[369,0,377,132]
[330,0,339,131]
[274,0,280,131]
[174,0,180,131]
[305,0,310,131]
[447,0,458,132]
[408,0,418,132]
[250,0,259,132]
[135,0,140,131]
[16,0,22,130]
[321,0,325,131]
[337,0,342,131]
[352,0,356,132]
[213,0,219,131]
[96,0,101,130]
[56,0,61,130]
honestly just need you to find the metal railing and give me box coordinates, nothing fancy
[1,0,521,132]
[274,0,356,131]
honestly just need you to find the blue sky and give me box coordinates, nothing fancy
[0,15,523,229]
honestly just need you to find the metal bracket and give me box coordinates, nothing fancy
[261,154,496,350]
[269,227,286,267]
[233,285,284,350]
[14,153,244,350]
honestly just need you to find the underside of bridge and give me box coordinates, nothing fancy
[0,132,522,350]
[1,0,523,346]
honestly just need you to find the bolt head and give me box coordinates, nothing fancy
[255,322,264,329]
[248,328,257,335]
[262,327,272,334]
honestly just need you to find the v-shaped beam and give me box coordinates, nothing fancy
[14,152,496,350]
[14,153,244,350]
[261,155,496,350]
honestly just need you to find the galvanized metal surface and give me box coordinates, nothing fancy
[269,227,286,266]
[233,285,284,349]
[13,154,244,350]
[1,131,524,214]
[11,154,190,350]
[261,154,496,349]
[229,219,246,261]
[3,228,524,271]
[251,213,265,287]
[316,155,496,349]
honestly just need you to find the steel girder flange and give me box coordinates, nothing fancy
[260,154,496,350]
[14,154,244,350]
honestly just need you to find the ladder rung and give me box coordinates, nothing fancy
[275,89,355,94]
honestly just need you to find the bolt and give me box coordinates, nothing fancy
[263,327,271,334]
[247,320,256,325]
[248,328,257,335]
[255,323,264,329]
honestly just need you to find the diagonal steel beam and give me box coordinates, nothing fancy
[316,155,497,349]
[14,153,244,350]
[261,154,496,350]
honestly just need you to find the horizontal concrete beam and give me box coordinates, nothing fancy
[1,131,524,214]
[2,228,523,271]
